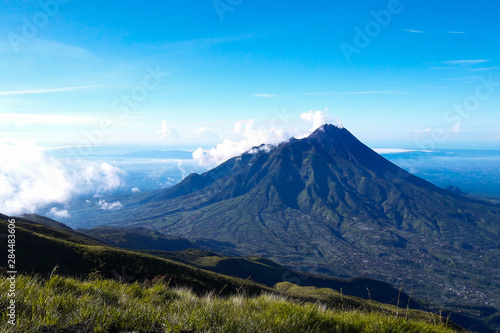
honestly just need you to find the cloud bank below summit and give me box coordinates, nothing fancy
[0,140,126,216]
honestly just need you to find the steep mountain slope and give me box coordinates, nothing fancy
[72,124,500,328]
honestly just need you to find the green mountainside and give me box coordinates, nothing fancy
[0,217,467,332]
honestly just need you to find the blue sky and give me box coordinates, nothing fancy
[1,0,499,149]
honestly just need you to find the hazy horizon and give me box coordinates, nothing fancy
[1,1,500,217]
[1,1,499,149]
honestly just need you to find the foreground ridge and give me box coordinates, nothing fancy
[3,274,461,333]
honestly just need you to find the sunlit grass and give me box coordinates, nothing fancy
[1,274,460,333]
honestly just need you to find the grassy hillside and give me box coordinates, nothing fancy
[0,274,463,333]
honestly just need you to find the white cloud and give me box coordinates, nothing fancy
[131,187,141,193]
[191,110,341,167]
[193,119,290,166]
[98,199,123,210]
[0,140,126,216]
[300,110,327,130]
[49,207,70,218]
[448,31,465,34]
[156,121,179,138]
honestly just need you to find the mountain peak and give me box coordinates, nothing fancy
[307,123,362,151]
[305,123,407,176]
[307,123,349,141]
[319,123,343,130]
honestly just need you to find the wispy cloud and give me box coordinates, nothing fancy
[442,59,489,65]
[0,39,92,57]
[155,33,257,53]
[0,84,118,96]
[0,113,96,126]
[467,66,497,72]
[448,31,465,34]
[306,91,408,96]
[445,76,480,81]
[253,93,276,98]
[404,29,424,33]
[430,60,491,71]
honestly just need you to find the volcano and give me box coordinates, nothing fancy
[78,124,500,313]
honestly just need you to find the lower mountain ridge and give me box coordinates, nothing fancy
[71,124,500,332]
[1,215,470,333]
